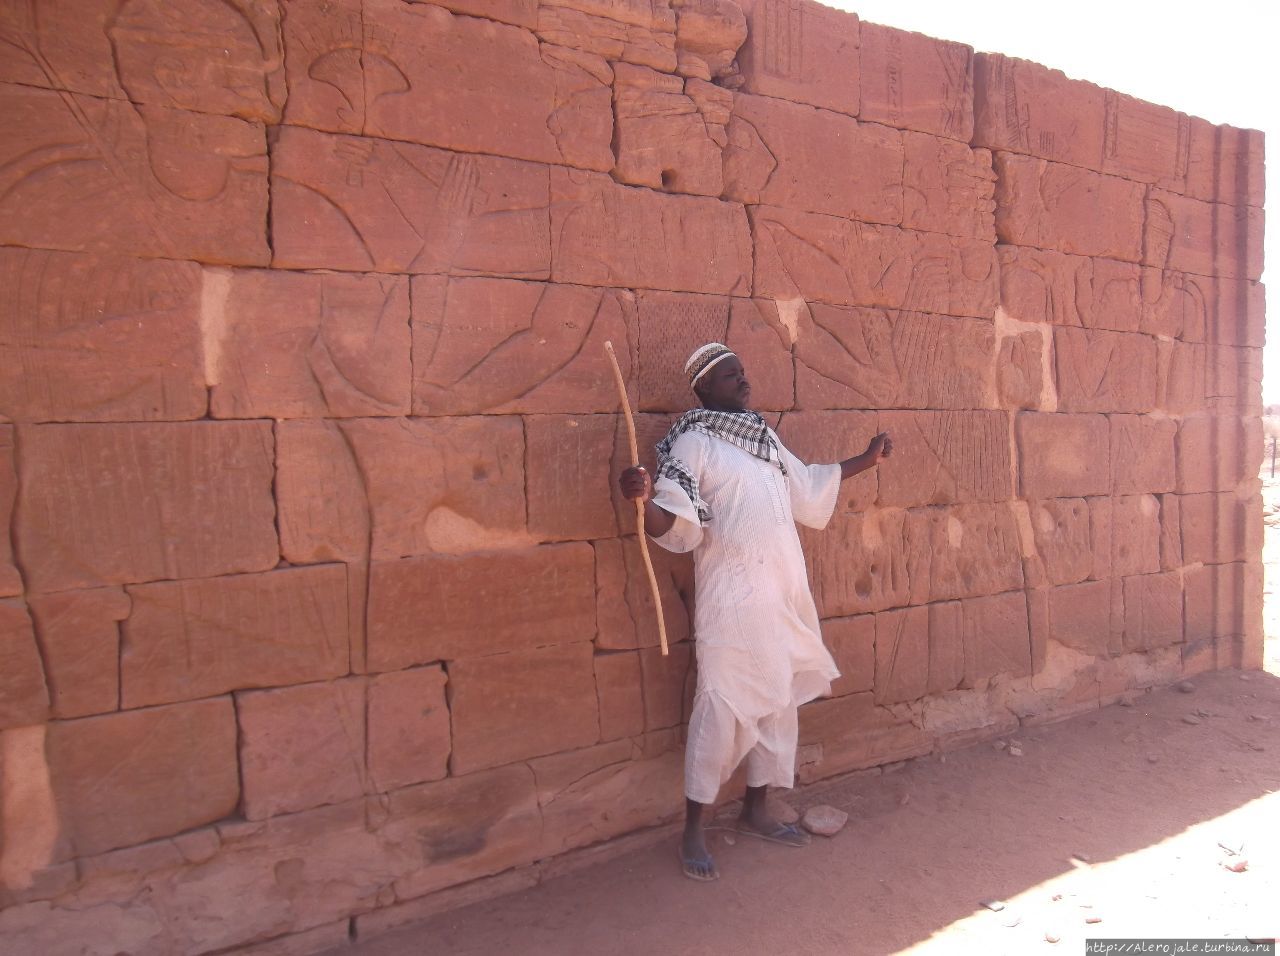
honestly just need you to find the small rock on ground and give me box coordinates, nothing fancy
[1177,681,1196,693]
[1182,714,1202,725]
[1223,858,1250,873]
[801,804,849,837]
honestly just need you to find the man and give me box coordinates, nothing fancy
[618,342,892,882]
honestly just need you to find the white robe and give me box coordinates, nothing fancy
[650,427,842,803]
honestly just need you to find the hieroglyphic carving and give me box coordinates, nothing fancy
[735,0,859,116]
[902,134,995,241]
[0,83,269,263]
[0,249,205,422]
[280,0,367,133]
[412,277,636,416]
[1102,90,1188,189]
[271,126,550,276]
[860,23,974,142]
[877,411,1012,507]
[1053,327,1158,414]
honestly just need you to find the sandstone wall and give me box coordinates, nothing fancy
[0,0,1265,952]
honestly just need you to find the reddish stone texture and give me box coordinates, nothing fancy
[775,410,879,514]
[1144,189,1264,282]
[973,54,1106,169]
[550,169,753,295]
[1016,413,1111,499]
[735,0,860,116]
[1177,414,1258,494]
[593,537,693,651]
[797,692,932,782]
[1110,415,1176,495]
[794,305,995,411]
[822,615,874,697]
[612,64,724,196]
[1029,498,1096,587]
[237,679,367,820]
[209,270,411,419]
[1185,119,1265,208]
[15,422,278,593]
[0,84,269,266]
[0,250,205,423]
[0,600,48,729]
[272,127,550,277]
[367,666,451,792]
[724,93,903,225]
[873,605,929,704]
[1046,579,1111,656]
[0,428,20,597]
[526,415,620,542]
[1122,571,1184,652]
[635,292,792,412]
[993,153,1146,262]
[594,651,645,741]
[997,329,1044,411]
[1110,494,1162,578]
[411,278,636,417]
[902,134,996,241]
[46,698,239,857]
[448,643,599,774]
[27,588,130,719]
[1100,92,1188,188]
[121,566,350,709]
[0,0,285,120]
[1184,562,1251,641]
[536,3,677,73]
[1178,492,1261,566]
[876,410,1012,508]
[859,23,973,141]
[752,206,998,319]
[961,590,1032,685]
[927,601,965,695]
[639,641,693,730]
[366,544,597,671]
[673,0,747,80]
[1053,328,1158,414]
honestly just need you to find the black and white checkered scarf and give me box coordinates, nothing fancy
[655,409,786,524]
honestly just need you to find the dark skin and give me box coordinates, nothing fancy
[618,355,893,880]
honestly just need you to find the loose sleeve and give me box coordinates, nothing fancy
[648,431,706,553]
[775,431,842,530]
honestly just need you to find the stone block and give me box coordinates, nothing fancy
[367,666,451,793]
[0,250,205,423]
[46,698,238,856]
[724,93,902,225]
[822,615,874,697]
[774,410,879,513]
[0,84,269,265]
[209,270,410,419]
[0,601,48,730]
[271,127,550,277]
[353,0,612,170]
[673,0,746,79]
[418,0,539,29]
[873,606,928,704]
[794,305,996,411]
[237,679,367,821]
[0,427,19,596]
[1029,498,1094,586]
[449,643,599,774]
[367,544,597,670]
[535,4,677,72]
[274,421,368,564]
[635,292,792,412]
[901,134,995,240]
[1016,413,1111,499]
[639,642,693,730]
[594,651,645,740]
[876,410,1012,507]
[1054,327,1158,414]
[1157,340,1206,415]
[1160,494,1183,570]
[752,206,998,319]
[996,328,1045,410]
[1101,92,1188,188]
[735,0,860,116]
[961,590,1032,684]
[1110,414,1176,494]
[279,0,366,133]
[859,23,973,140]
[27,588,130,719]
[797,692,931,782]
[16,422,277,593]
[1046,579,1111,656]
[1122,571,1184,652]
[1176,414,1255,493]
[550,169,752,295]
[1178,492,1260,566]
[121,566,350,709]
[1110,494,1162,578]
[1145,189,1264,281]
[1200,276,1266,348]
[993,153,1146,262]
[593,537,693,651]
[928,600,965,695]
[973,54,1106,168]
[612,64,723,196]
[1185,119,1265,207]
[382,764,542,900]
[0,0,285,120]
[1184,561,1250,641]
[412,277,636,416]
[526,415,620,542]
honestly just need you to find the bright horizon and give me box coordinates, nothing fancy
[829,0,1277,402]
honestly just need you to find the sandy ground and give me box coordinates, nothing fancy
[325,481,1280,956]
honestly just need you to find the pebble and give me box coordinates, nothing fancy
[801,804,849,837]
[1182,714,1202,725]
[1085,916,1103,925]
[980,900,1006,912]
[1071,852,1091,865]
[1122,733,1139,744]
[1002,915,1022,928]
[1223,858,1250,873]
[1045,931,1061,943]
[1008,744,1024,757]
[1177,681,1196,693]
[1147,754,1160,763]
[1118,697,1136,707]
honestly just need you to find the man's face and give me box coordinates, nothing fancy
[695,356,751,411]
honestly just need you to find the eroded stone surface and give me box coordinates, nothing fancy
[1144,189,1264,281]
[1016,413,1111,499]
[367,666,451,792]
[735,0,859,116]
[594,651,645,740]
[1185,119,1265,207]
[876,411,1012,507]
[612,64,724,196]
[822,615,874,697]
[0,428,20,596]
[27,588,130,719]
[1122,571,1184,652]
[593,537,693,651]
[860,23,973,141]
[902,134,996,240]
[1054,327,1158,414]
[0,600,48,729]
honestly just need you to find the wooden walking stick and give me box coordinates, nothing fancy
[604,340,669,656]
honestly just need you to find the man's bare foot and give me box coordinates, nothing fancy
[680,823,718,881]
